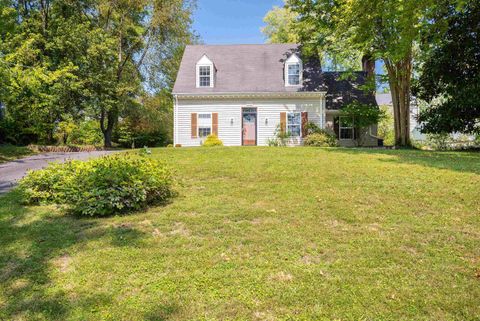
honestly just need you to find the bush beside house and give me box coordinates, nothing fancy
[303,122,339,147]
[202,135,224,147]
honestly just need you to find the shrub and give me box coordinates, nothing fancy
[19,154,175,216]
[202,134,223,147]
[305,122,324,135]
[267,125,291,147]
[68,120,103,146]
[304,131,338,147]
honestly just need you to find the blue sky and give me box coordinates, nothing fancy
[192,0,387,88]
[192,0,284,44]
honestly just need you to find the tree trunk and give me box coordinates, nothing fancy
[103,128,113,148]
[384,54,412,147]
[100,107,117,148]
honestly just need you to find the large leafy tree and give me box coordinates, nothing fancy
[0,0,84,143]
[414,1,480,135]
[0,0,195,147]
[261,4,298,44]
[288,0,460,146]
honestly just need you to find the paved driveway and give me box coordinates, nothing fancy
[0,151,117,195]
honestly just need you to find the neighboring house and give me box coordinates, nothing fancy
[376,93,426,141]
[172,44,379,147]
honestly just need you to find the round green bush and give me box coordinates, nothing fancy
[202,134,223,147]
[19,154,175,216]
[304,131,339,147]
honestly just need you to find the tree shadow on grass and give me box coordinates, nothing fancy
[143,303,181,321]
[108,223,148,247]
[0,190,147,319]
[325,148,480,175]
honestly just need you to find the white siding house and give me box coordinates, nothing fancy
[172,44,379,147]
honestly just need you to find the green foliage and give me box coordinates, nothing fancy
[425,133,451,151]
[377,105,395,146]
[55,119,77,145]
[304,132,338,147]
[0,0,196,147]
[19,154,175,216]
[414,2,480,136]
[288,0,451,146]
[261,4,299,43]
[422,133,480,151]
[340,102,385,145]
[267,125,291,147]
[341,102,385,129]
[115,92,174,148]
[67,120,103,146]
[0,144,34,163]
[202,135,223,147]
[303,122,339,147]
[304,122,323,135]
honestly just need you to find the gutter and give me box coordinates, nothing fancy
[172,91,327,100]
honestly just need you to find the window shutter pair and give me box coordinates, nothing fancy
[191,113,218,138]
[279,112,308,137]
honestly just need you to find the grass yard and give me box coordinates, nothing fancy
[0,147,479,320]
[0,145,34,163]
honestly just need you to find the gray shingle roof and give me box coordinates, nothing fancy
[323,72,378,109]
[173,44,377,109]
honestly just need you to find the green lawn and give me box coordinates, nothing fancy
[0,145,34,163]
[1,147,479,320]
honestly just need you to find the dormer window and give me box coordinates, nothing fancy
[199,66,211,87]
[196,54,215,88]
[285,54,302,86]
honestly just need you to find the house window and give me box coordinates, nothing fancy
[198,66,211,87]
[285,54,302,86]
[196,55,215,88]
[339,116,354,140]
[287,112,301,137]
[288,63,300,85]
[198,113,212,137]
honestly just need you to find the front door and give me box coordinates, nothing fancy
[242,108,257,146]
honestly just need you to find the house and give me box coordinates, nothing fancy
[172,44,379,147]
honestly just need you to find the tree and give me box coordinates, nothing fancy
[414,1,480,136]
[288,0,458,146]
[261,4,298,43]
[0,0,195,147]
[115,90,174,148]
[79,0,195,147]
[0,0,85,144]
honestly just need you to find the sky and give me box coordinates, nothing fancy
[192,0,387,87]
[192,0,284,45]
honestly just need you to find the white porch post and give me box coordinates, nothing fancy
[320,94,327,129]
